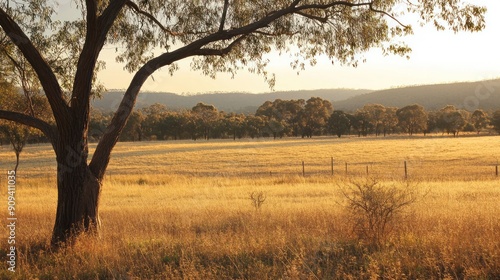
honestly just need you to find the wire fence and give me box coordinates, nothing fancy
[2,156,498,186]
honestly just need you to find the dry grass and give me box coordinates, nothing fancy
[1,136,500,279]
[2,135,500,180]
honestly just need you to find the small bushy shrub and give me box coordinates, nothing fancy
[339,179,420,247]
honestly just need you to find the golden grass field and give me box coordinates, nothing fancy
[1,135,500,279]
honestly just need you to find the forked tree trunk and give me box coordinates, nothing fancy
[51,140,102,247]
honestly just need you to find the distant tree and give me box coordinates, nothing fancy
[161,112,186,140]
[425,111,439,135]
[361,104,386,136]
[265,118,286,139]
[255,101,276,118]
[89,108,110,141]
[181,110,201,140]
[245,115,266,139]
[0,70,36,172]
[299,97,333,138]
[438,105,466,136]
[353,110,373,137]
[256,99,304,137]
[120,111,144,141]
[223,113,246,140]
[381,107,399,136]
[396,104,427,135]
[192,103,221,140]
[491,110,500,134]
[141,103,169,116]
[328,110,351,138]
[471,109,489,134]
[141,104,168,140]
[281,99,305,137]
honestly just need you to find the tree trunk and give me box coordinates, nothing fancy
[51,137,102,247]
[13,148,21,174]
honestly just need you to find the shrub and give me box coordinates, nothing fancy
[338,179,419,247]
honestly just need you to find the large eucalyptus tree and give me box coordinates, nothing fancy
[0,0,486,245]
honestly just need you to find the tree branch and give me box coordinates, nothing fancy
[0,7,69,125]
[296,11,328,23]
[125,0,181,36]
[72,0,127,121]
[2,50,36,117]
[253,30,299,36]
[219,0,230,32]
[0,110,56,144]
[369,3,409,28]
[295,1,373,11]
[86,0,98,29]
[193,35,247,56]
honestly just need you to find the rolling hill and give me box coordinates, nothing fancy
[92,88,371,113]
[333,79,500,112]
[92,78,500,114]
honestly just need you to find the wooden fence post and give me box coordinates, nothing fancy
[302,161,305,177]
[331,157,334,176]
[345,162,348,175]
[366,165,369,176]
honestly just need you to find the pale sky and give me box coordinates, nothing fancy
[95,1,500,94]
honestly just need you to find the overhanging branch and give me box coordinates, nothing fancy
[0,110,56,143]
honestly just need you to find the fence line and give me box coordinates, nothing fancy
[1,158,499,185]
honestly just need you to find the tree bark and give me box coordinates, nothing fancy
[51,158,101,246]
[50,122,102,246]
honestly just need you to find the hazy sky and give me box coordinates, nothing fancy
[95,1,500,94]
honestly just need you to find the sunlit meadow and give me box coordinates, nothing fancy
[1,135,499,279]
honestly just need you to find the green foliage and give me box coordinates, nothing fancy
[328,110,351,138]
[434,105,469,136]
[352,109,373,136]
[396,104,428,135]
[299,97,333,138]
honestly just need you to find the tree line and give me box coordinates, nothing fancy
[83,98,500,142]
